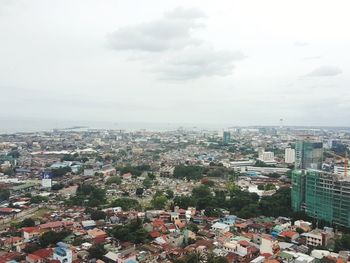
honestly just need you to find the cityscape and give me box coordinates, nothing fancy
[1,0,350,263]
[1,127,350,263]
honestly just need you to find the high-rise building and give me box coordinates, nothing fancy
[223,131,231,144]
[295,141,323,170]
[285,148,295,164]
[292,169,350,228]
[41,171,53,188]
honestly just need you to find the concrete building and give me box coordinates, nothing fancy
[304,228,334,247]
[292,169,350,228]
[333,165,350,177]
[259,151,275,162]
[285,148,295,164]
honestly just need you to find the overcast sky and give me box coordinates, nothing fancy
[1,0,350,127]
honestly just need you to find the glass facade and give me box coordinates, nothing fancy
[295,141,323,170]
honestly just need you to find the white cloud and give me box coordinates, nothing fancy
[151,46,245,80]
[108,7,245,80]
[305,65,342,77]
[107,7,205,52]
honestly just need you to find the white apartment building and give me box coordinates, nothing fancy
[285,148,296,164]
[259,151,275,162]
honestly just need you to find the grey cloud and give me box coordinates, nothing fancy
[151,47,245,80]
[305,65,342,77]
[165,7,206,19]
[302,56,322,60]
[107,7,245,80]
[107,7,205,52]
[294,41,309,47]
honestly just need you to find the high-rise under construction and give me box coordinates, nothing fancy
[292,169,350,228]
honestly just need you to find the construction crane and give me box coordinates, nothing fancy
[328,151,348,177]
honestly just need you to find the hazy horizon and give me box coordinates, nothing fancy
[1,118,350,134]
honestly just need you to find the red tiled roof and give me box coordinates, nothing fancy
[32,248,53,259]
[279,231,298,238]
[261,253,273,258]
[3,236,22,244]
[0,252,22,262]
[22,227,40,233]
[264,259,279,263]
[27,254,42,261]
[93,236,106,245]
[0,207,15,213]
[149,231,161,238]
[239,240,250,247]
[153,219,164,227]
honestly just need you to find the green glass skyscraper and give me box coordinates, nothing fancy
[223,131,231,144]
[295,141,323,170]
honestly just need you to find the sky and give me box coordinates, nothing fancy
[1,0,350,128]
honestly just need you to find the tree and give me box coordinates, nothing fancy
[143,178,152,189]
[90,210,106,221]
[0,189,10,202]
[136,188,144,196]
[106,176,121,185]
[184,252,205,263]
[66,184,106,207]
[39,230,71,247]
[23,243,41,254]
[110,198,141,211]
[72,236,86,246]
[30,195,49,204]
[51,183,64,191]
[259,187,292,217]
[187,223,199,233]
[296,227,304,234]
[237,204,261,219]
[20,218,35,227]
[88,244,106,259]
[173,165,204,180]
[192,185,211,199]
[165,189,174,199]
[207,254,229,263]
[226,182,240,195]
[265,183,276,191]
[334,234,350,252]
[147,172,156,180]
[151,195,168,209]
[201,178,215,187]
[204,207,221,217]
[51,166,72,177]
[111,218,149,244]
[7,150,20,158]
[174,195,196,209]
